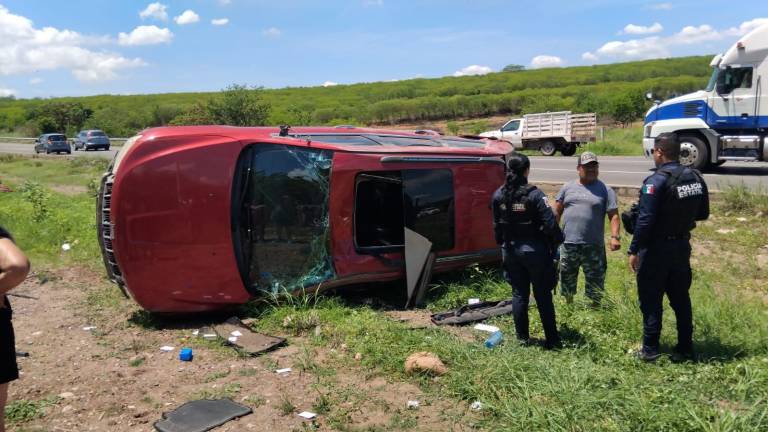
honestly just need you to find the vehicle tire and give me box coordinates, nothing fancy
[678,135,709,170]
[560,143,576,156]
[540,141,557,156]
[46,149,50,154]
[67,151,71,155]
[105,146,110,151]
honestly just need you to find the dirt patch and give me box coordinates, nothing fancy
[6,268,477,431]
[384,309,480,344]
[49,184,88,196]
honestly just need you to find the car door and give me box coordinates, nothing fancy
[708,65,757,129]
[500,119,523,148]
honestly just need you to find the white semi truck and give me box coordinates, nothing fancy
[479,111,597,156]
[643,23,768,170]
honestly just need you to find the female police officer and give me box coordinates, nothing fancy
[491,154,564,349]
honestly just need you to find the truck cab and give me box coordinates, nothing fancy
[643,23,768,170]
[484,118,524,148]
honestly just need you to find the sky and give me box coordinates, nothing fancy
[0,1,766,99]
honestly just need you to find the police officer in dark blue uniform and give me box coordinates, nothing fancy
[628,132,709,362]
[491,154,564,349]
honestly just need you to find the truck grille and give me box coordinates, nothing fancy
[683,102,702,117]
[97,172,128,297]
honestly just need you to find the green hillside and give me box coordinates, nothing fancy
[0,56,713,137]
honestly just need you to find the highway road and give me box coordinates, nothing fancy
[528,156,768,191]
[1,142,766,191]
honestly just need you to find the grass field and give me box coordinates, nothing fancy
[2,157,767,431]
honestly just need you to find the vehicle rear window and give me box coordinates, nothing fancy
[49,135,66,141]
[89,131,107,137]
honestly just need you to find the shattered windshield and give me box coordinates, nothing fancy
[232,144,334,295]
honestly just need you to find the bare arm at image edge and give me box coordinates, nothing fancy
[0,237,30,299]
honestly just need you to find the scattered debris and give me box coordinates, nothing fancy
[716,229,736,234]
[736,217,748,222]
[58,392,75,399]
[473,323,500,333]
[179,348,193,362]
[160,346,174,352]
[407,400,420,409]
[82,326,96,331]
[61,243,71,251]
[468,298,481,305]
[470,401,482,411]
[213,317,286,355]
[404,352,447,376]
[298,411,317,420]
[431,300,515,325]
[154,399,252,432]
[275,368,292,375]
[192,330,200,336]
[15,351,29,358]
[354,352,363,361]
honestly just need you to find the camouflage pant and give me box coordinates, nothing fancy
[559,243,607,301]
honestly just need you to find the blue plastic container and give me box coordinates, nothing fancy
[484,331,503,349]
[179,347,193,361]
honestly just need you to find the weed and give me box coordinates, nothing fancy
[4,396,61,424]
[277,395,296,416]
[204,370,231,383]
[128,357,145,367]
[238,367,258,377]
[721,183,768,216]
[190,383,241,401]
[19,180,51,222]
[312,392,332,415]
[242,395,266,407]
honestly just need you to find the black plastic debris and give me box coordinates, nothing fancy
[154,399,252,432]
[213,317,286,355]
[430,300,515,325]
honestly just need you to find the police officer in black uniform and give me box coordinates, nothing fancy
[628,132,709,362]
[491,154,564,349]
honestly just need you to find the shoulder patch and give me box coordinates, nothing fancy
[643,184,655,195]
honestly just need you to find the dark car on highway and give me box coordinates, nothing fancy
[34,133,71,154]
[74,129,111,151]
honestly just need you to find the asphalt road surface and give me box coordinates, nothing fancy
[1,142,766,191]
[527,155,767,192]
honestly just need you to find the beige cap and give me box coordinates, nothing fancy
[578,151,598,166]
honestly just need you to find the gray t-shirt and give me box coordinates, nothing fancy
[555,179,618,245]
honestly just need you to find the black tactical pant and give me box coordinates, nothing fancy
[636,239,693,351]
[502,242,559,344]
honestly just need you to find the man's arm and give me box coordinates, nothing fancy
[553,200,564,224]
[607,209,621,251]
[533,190,564,247]
[628,175,664,271]
[0,238,30,298]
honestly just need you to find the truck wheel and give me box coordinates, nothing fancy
[560,143,576,156]
[678,135,709,170]
[540,141,557,156]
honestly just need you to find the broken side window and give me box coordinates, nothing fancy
[232,144,334,295]
[354,169,455,253]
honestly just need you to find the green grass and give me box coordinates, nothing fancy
[581,124,644,156]
[4,397,61,425]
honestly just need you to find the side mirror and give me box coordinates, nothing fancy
[716,81,728,96]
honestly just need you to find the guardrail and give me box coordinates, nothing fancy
[0,136,128,145]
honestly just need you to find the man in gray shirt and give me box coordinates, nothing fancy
[553,152,621,306]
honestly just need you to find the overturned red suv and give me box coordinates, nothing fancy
[97,126,513,313]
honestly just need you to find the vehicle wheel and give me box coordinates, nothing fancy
[678,135,709,170]
[46,149,50,154]
[560,143,576,156]
[540,141,557,156]
[105,146,110,151]
[67,151,71,155]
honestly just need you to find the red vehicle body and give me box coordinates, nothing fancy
[98,126,513,313]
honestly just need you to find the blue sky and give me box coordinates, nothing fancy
[0,1,765,98]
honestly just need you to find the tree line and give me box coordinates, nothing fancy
[0,56,713,137]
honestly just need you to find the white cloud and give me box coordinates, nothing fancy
[211,18,229,26]
[219,0,232,5]
[581,52,599,62]
[0,87,15,97]
[725,18,768,36]
[670,24,721,44]
[139,3,168,21]
[262,27,282,38]
[174,10,200,25]
[118,25,173,46]
[530,55,564,69]
[322,81,338,87]
[649,3,673,10]
[622,23,663,35]
[0,5,145,81]
[29,77,43,85]
[584,19,768,63]
[453,65,493,76]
